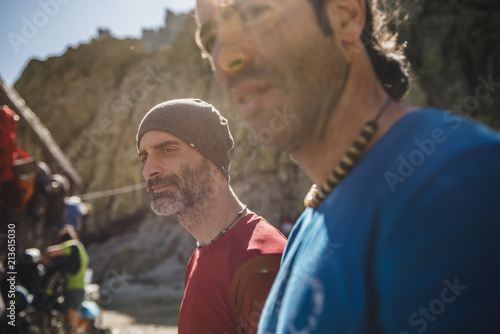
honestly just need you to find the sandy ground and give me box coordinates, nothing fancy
[99,304,178,334]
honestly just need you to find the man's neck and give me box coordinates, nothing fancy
[291,60,412,186]
[177,185,246,247]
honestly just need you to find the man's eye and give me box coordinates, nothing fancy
[164,148,176,154]
[139,156,147,164]
[240,5,270,24]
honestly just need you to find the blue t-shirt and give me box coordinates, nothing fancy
[258,109,500,334]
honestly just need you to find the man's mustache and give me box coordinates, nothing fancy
[228,66,275,93]
[147,174,180,193]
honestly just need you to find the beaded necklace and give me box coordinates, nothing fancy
[196,205,248,249]
[304,98,392,209]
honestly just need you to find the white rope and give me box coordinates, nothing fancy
[77,182,146,201]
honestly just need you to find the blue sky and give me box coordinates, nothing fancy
[0,0,196,86]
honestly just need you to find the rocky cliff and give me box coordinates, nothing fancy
[14,9,311,306]
[400,0,500,128]
[12,2,499,307]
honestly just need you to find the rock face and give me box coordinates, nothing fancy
[399,0,500,129]
[14,9,310,305]
[12,2,499,307]
[86,214,192,307]
[15,12,310,236]
[141,10,191,53]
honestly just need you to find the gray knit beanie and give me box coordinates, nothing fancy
[136,98,234,180]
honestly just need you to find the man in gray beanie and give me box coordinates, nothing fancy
[137,98,234,181]
[137,98,286,334]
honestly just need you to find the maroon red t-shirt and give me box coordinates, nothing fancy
[178,212,286,334]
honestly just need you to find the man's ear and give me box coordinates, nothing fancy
[211,163,227,184]
[325,0,366,45]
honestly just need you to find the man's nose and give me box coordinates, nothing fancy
[142,155,162,180]
[212,11,250,73]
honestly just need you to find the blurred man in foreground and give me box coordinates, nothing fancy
[195,0,500,332]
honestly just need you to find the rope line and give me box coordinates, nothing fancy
[77,182,146,201]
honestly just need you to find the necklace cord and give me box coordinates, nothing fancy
[304,97,392,208]
[374,97,392,122]
[196,205,248,249]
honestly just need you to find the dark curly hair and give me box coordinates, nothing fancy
[308,0,410,101]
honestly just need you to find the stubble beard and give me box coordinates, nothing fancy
[148,158,213,216]
[231,44,348,154]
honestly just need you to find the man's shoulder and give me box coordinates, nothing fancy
[246,213,287,241]
[371,109,500,227]
[377,108,500,190]
[232,212,286,255]
[392,108,500,147]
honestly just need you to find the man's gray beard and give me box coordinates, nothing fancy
[150,189,185,216]
[148,158,213,216]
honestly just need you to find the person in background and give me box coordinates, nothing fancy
[62,195,88,234]
[43,225,89,334]
[44,174,70,245]
[195,0,500,332]
[136,98,286,333]
[279,215,293,238]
